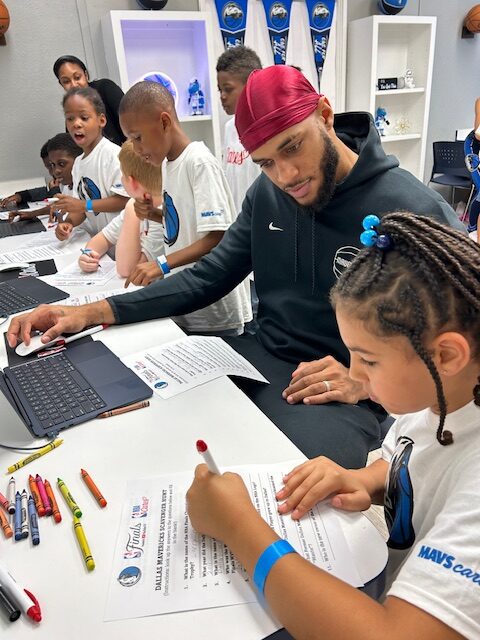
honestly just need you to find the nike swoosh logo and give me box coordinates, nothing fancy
[269,222,284,231]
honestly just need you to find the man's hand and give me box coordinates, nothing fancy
[133,194,163,224]
[55,222,73,241]
[282,356,368,405]
[7,301,115,348]
[125,261,163,287]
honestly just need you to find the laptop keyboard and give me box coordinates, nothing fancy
[0,283,40,315]
[11,353,106,431]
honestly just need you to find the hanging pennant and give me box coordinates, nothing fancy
[262,0,293,65]
[214,0,248,49]
[304,0,336,89]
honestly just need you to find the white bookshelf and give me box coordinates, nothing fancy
[346,15,436,180]
[102,11,222,160]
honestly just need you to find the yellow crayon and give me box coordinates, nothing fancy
[73,516,95,571]
[7,439,63,474]
[57,478,82,518]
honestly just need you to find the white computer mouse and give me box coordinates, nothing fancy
[0,262,30,272]
[15,334,65,357]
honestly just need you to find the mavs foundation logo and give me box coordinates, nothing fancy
[333,246,360,279]
[311,2,331,29]
[223,2,244,29]
[270,2,289,29]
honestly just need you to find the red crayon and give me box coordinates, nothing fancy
[29,475,45,517]
[81,469,107,508]
[35,475,52,517]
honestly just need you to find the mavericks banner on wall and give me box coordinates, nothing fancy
[304,0,335,89]
[262,0,293,65]
[214,0,248,49]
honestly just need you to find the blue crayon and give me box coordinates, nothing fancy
[27,496,40,546]
[14,492,22,541]
[20,490,28,539]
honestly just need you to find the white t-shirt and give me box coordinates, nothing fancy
[163,141,252,332]
[72,137,127,236]
[102,200,164,262]
[382,401,480,639]
[223,118,261,216]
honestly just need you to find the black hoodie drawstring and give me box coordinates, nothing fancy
[311,209,316,294]
[294,208,299,283]
[294,207,317,293]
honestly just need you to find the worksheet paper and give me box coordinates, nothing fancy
[104,462,363,621]
[62,286,141,306]
[122,336,269,398]
[0,243,66,263]
[48,255,117,287]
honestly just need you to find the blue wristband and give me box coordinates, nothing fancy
[85,199,94,213]
[253,540,296,595]
[156,254,171,276]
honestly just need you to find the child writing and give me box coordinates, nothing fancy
[187,212,480,639]
[78,139,163,276]
[54,86,128,241]
[2,139,60,218]
[120,81,252,336]
[216,45,262,215]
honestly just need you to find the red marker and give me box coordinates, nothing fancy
[196,440,220,474]
[0,564,41,622]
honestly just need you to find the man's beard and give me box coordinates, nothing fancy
[310,131,339,213]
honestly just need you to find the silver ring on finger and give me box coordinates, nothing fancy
[323,380,331,393]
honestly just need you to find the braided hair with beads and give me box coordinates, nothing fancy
[331,212,480,445]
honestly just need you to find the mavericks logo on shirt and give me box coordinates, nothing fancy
[332,246,360,279]
[385,436,415,550]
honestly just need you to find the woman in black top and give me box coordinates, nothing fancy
[53,55,126,146]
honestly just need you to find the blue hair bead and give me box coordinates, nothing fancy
[376,234,392,249]
[362,214,380,230]
[360,229,378,247]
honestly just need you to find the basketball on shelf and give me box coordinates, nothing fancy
[377,0,408,15]
[136,0,168,8]
[0,1,10,36]
[464,4,480,33]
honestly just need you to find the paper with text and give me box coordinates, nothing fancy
[104,462,363,621]
[62,286,141,306]
[48,254,117,287]
[122,336,268,398]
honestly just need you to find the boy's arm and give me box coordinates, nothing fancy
[125,231,224,287]
[115,203,145,277]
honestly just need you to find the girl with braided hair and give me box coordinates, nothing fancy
[186,212,480,640]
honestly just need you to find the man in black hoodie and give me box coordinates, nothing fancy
[8,67,463,468]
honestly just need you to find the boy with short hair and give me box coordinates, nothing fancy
[119,80,251,336]
[78,139,163,277]
[216,46,262,215]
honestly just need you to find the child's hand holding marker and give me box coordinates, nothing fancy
[79,248,101,273]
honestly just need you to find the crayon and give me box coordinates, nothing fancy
[44,480,61,523]
[28,475,45,517]
[57,478,82,518]
[80,469,107,508]
[35,475,52,517]
[19,491,28,539]
[0,508,13,539]
[7,477,15,515]
[27,496,40,546]
[73,517,95,571]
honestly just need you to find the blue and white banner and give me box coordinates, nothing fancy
[304,0,335,89]
[262,0,293,65]
[214,0,248,49]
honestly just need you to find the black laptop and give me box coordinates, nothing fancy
[0,276,69,317]
[0,218,46,238]
[1,339,153,438]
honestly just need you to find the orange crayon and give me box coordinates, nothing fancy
[0,507,13,538]
[28,475,45,517]
[81,469,107,508]
[44,479,62,523]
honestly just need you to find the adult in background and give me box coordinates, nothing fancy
[53,55,126,146]
[7,67,464,469]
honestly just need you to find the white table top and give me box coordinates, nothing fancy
[0,222,387,639]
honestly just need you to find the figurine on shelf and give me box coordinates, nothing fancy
[188,78,205,116]
[394,116,411,135]
[375,107,390,136]
[404,69,416,89]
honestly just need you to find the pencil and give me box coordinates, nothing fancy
[97,400,150,419]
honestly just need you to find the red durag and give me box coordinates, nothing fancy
[235,66,322,154]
